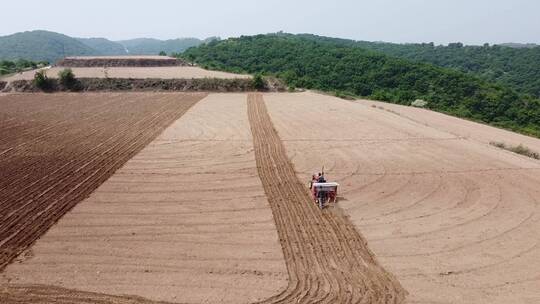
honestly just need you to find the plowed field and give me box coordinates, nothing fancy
[264,92,540,304]
[248,93,407,303]
[1,91,540,304]
[0,93,205,271]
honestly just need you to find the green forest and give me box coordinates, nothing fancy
[182,34,540,138]
[297,34,540,98]
[0,59,47,76]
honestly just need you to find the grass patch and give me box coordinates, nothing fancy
[490,142,540,160]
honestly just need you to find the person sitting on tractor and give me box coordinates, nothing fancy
[317,173,326,183]
[309,174,317,189]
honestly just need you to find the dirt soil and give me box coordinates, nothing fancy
[357,98,540,153]
[9,78,257,93]
[1,91,539,304]
[264,92,540,304]
[3,67,250,83]
[248,93,407,303]
[0,93,205,271]
[56,56,186,67]
[0,94,288,304]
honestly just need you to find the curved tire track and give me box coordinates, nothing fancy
[0,93,406,304]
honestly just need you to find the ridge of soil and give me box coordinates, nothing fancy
[56,57,187,67]
[0,93,205,271]
[247,93,407,304]
[8,78,263,93]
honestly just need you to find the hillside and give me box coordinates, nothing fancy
[76,38,127,56]
[182,34,540,137]
[0,30,99,63]
[118,37,216,55]
[297,34,540,98]
[0,30,217,62]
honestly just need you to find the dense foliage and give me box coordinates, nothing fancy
[58,68,82,91]
[33,70,53,91]
[0,59,47,76]
[297,34,540,98]
[183,34,540,137]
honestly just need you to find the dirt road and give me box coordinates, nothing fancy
[248,93,407,304]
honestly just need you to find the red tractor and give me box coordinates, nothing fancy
[309,173,339,209]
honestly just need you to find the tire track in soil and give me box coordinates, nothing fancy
[1,93,406,304]
[247,93,407,304]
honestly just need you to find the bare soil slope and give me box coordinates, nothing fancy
[248,94,406,304]
[264,92,540,304]
[0,94,287,304]
[0,93,204,271]
[3,67,250,83]
[56,56,186,67]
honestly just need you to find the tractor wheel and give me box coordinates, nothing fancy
[318,196,325,209]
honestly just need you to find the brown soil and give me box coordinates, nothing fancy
[248,93,407,303]
[264,92,540,304]
[2,91,539,304]
[3,67,250,82]
[0,94,287,304]
[56,56,187,67]
[0,93,205,271]
[357,98,540,153]
[8,78,258,93]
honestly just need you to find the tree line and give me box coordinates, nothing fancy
[0,59,47,76]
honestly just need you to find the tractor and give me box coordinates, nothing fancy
[309,171,339,209]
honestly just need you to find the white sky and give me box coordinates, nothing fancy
[1,0,539,44]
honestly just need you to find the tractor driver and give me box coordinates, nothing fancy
[317,173,326,183]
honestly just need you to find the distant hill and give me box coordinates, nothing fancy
[76,38,127,56]
[117,37,218,55]
[0,30,99,63]
[183,34,540,138]
[0,30,217,63]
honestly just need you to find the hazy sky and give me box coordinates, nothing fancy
[2,0,539,44]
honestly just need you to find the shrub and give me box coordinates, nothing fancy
[489,141,540,160]
[411,99,428,107]
[252,73,265,91]
[510,144,540,159]
[33,70,52,91]
[58,68,78,90]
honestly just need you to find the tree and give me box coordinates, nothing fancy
[159,51,167,56]
[252,73,265,91]
[58,68,79,91]
[33,70,52,91]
